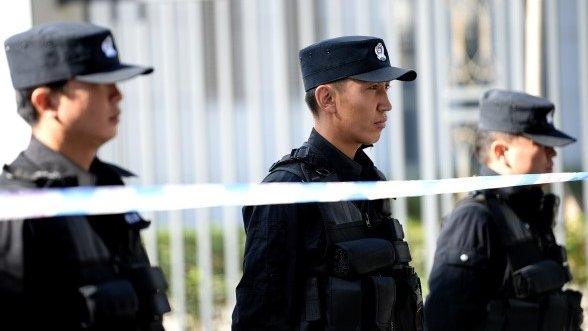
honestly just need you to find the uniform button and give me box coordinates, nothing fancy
[524,223,530,229]
[460,253,469,262]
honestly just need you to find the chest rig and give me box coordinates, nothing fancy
[0,157,170,329]
[467,191,582,331]
[270,145,423,331]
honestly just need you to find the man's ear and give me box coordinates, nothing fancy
[30,87,58,119]
[315,84,337,115]
[490,139,509,166]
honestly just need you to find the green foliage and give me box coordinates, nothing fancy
[404,217,428,297]
[565,213,587,288]
[156,227,233,323]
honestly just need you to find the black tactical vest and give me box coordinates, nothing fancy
[465,191,582,331]
[0,157,170,330]
[269,145,423,331]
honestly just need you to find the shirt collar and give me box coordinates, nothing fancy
[23,136,134,186]
[24,136,96,185]
[306,128,375,181]
[478,164,544,211]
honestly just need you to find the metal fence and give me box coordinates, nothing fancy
[74,0,588,329]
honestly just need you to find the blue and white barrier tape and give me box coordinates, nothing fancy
[0,171,587,220]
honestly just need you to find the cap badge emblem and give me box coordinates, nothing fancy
[101,36,118,58]
[374,43,386,61]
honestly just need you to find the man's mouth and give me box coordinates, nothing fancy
[374,117,387,129]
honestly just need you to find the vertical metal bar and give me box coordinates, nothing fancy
[242,0,264,182]
[494,0,509,88]
[432,0,454,217]
[326,0,343,37]
[577,0,588,285]
[297,0,316,137]
[154,2,185,329]
[120,0,158,264]
[416,0,439,273]
[525,0,542,95]
[355,0,370,36]
[270,0,291,159]
[509,0,525,91]
[181,1,213,329]
[298,0,316,49]
[382,0,408,226]
[196,209,213,330]
[545,0,566,243]
[0,1,31,165]
[215,0,240,314]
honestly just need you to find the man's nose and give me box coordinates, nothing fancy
[380,92,392,112]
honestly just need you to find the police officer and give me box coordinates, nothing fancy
[425,89,583,331]
[233,36,423,330]
[0,22,170,330]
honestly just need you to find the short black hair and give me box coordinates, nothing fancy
[475,130,517,163]
[304,87,319,116]
[16,80,67,125]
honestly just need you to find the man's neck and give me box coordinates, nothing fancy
[32,129,98,171]
[486,161,509,175]
[313,125,359,159]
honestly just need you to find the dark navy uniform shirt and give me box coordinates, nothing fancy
[0,137,161,331]
[232,129,385,330]
[424,167,549,331]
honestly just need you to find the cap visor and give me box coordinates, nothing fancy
[350,66,416,82]
[75,63,153,84]
[523,127,576,147]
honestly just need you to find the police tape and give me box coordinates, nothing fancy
[0,171,587,220]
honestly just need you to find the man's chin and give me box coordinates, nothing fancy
[96,131,117,147]
[364,135,381,145]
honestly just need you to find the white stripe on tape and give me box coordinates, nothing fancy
[0,172,587,220]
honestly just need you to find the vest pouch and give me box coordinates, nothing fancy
[394,271,423,331]
[484,300,507,331]
[562,289,583,331]
[484,300,540,331]
[331,238,395,278]
[541,292,568,331]
[512,260,568,298]
[393,241,412,263]
[78,279,139,327]
[365,276,396,331]
[505,299,539,331]
[325,277,362,331]
[379,217,405,241]
[126,266,171,316]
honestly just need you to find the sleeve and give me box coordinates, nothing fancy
[424,201,503,331]
[232,170,308,331]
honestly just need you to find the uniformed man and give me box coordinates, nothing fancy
[0,22,170,330]
[233,36,423,330]
[425,89,583,331]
